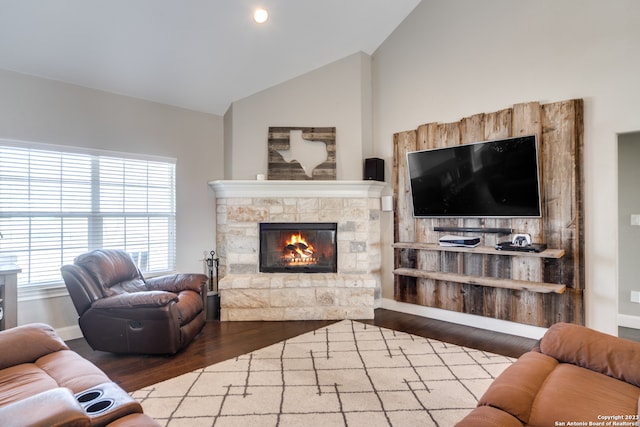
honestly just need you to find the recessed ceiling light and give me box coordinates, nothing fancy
[254,8,269,24]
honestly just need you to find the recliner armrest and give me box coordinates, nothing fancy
[0,323,69,370]
[0,387,90,427]
[145,273,207,294]
[91,291,178,309]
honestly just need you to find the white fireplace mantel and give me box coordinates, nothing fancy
[208,180,386,198]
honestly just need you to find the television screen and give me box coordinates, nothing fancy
[407,135,541,218]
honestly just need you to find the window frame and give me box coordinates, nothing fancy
[0,139,177,300]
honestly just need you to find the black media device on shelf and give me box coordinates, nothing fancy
[407,135,542,218]
[495,242,548,253]
[495,233,547,253]
[364,158,384,181]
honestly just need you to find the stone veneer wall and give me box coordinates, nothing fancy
[210,181,384,321]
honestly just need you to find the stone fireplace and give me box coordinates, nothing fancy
[208,180,385,321]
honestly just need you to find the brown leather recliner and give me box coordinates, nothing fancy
[61,249,207,354]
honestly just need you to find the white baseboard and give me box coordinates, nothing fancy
[380,298,548,340]
[618,314,640,329]
[56,324,83,341]
[374,297,383,309]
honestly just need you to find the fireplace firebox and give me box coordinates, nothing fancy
[259,222,337,273]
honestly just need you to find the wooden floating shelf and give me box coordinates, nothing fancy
[392,242,565,259]
[392,268,567,294]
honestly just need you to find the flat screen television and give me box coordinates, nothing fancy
[407,134,542,218]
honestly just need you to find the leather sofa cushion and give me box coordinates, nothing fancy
[35,350,111,392]
[540,322,640,387]
[0,350,111,407]
[75,249,142,293]
[528,363,640,426]
[91,291,178,309]
[146,273,207,294]
[109,278,148,295]
[0,364,59,406]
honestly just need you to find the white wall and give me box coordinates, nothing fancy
[226,52,373,180]
[0,69,224,334]
[373,0,640,335]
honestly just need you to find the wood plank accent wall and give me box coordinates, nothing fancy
[392,99,584,327]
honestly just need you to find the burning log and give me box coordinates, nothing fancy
[282,233,315,264]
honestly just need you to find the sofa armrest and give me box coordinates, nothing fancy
[0,323,69,370]
[475,351,558,424]
[0,388,90,427]
[91,291,178,309]
[540,322,640,387]
[145,273,207,294]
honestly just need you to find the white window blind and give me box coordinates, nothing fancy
[0,143,176,288]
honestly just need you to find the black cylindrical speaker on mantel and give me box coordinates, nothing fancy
[364,158,384,181]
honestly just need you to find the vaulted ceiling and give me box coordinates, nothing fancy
[0,1,421,115]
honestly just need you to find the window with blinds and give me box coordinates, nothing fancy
[0,142,176,288]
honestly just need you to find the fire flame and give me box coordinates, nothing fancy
[283,233,316,264]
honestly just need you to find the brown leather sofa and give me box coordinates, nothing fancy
[0,323,159,427]
[456,322,640,426]
[61,249,207,354]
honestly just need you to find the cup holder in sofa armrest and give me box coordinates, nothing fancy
[75,382,142,426]
[77,390,103,403]
[85,399,115,414]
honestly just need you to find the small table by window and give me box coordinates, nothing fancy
[0,264,20,330]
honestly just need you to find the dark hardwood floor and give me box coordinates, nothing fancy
[66,308,537,392]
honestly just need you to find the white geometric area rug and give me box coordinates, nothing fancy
[132,320,514,427]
